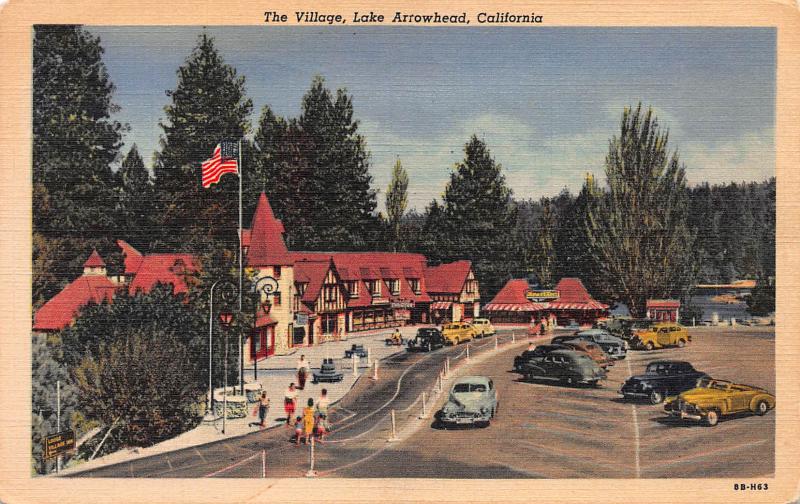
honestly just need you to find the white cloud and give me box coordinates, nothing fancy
[680,129,774,185]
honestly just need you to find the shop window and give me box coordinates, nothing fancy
[322,314,337,334]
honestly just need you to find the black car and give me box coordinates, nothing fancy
[407,328,446,352]
[623,318,654,340]
[513,344,568,372]
[620,360,709,404]
[344,344,368,358]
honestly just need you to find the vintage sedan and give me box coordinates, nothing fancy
[513,344,569,372]
[632,322,691,350]
[620,360,708,404]
[438,376,498,427]
[407,328,446,352]
[551,337,613,369]
[471,318,496,338]
[573,329,628,359]
[441,322,477,345]
[663,377,775,426]
[522,349,606,387]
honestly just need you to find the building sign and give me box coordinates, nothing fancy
[43,430,75,459]
[295,313,308,326]
[390,300,414,309]
[526,290,560,302]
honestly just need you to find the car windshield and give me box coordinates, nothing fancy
[697,378,729,390]
[453,383,487,393]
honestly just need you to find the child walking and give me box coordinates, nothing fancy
[302,398,315,445]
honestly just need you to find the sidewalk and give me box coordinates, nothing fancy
[57,325,423,476]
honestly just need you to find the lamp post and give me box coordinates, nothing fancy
[206,279,238,423]
[219,308,234,434]
[251,275,279,382]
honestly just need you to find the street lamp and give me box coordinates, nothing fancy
[251,275,279,381]
[206,279,237,425]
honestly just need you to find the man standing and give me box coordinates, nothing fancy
[297,354,310,390]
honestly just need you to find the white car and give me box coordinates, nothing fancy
[471,318,496,338]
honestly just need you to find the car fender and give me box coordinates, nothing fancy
[748,394,775,412]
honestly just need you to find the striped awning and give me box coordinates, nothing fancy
[548,301,609,310]
[483,303,546,312]
[431,301,453,310]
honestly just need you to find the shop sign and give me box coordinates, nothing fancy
[526,290,560,301]
[43,430,75,459]
[390,300,414,309]
[295,313,308,326]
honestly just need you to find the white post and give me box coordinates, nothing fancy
[512,332,516,343]
[389,409,398,441]
[466,345,470,361]
[367,347,371,366]
[305,436,317,477]
[445,357,450,377]
[421,392,427,418]
[238,139,244,396]
[438,373,442,392]
[261,449,266,478]
[692,317,696,327]
[373,360,379,380]
[352,354,358,376]
[494,337,498,350]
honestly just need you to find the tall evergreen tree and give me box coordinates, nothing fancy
[586,104,696,316]
[532,198,557,288]
[385,159,409,252]
[439,135,517,300]
[553,178,602,293]
[153,32,253,253]
[118,145,155,249]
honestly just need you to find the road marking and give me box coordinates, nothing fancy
[641,439,769,470]
[203,451,261,478]
[625,356,641,478]
[193,447,206,462]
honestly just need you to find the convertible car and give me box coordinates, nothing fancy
[663,377,775,426]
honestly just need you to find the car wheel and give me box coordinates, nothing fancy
[648,389,665,405]
[677,339,686,348]
[645,342,655,351]
[755,400,769,416]
[705,410,719,427]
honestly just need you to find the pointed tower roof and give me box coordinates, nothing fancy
[83,249,106,268]
[246,193,293,266]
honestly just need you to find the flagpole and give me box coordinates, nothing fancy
[238,139,244,396]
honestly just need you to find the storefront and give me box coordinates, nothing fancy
[646,299,680,322]
[251,308,277,359]
[483,279,547,324]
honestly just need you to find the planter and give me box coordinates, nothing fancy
[212,387,248,419]
[244,382,263,403]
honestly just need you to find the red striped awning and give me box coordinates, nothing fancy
[431,301,453,310]
[547,301,608,310]
[483,303,546,312]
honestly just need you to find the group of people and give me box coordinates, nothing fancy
[285,386,330,445]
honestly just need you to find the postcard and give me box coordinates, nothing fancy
[1,0,798,502]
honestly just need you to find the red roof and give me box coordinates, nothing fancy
[425,261,472,294]
[33,275,118,331]
[290,251,431,307]
[549,278,609,310]
[117,240,144,274]
[484,279,547,312]
[127,254,196,295]
[647,299,680,309]
[294,259,335,304]
[246,193,293,266]
[83,249,106,268]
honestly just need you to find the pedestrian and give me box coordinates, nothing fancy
[527,341,536,352]
[303,398,316,444]
[284,383,298,425]
[293,416,304,445]
[315,413,328,444]
[258,391,270,428]
[297,355,310,390]
[316,388,330,418]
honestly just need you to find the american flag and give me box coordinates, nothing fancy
[201,142,239,188]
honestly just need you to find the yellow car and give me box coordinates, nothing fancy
[471,318,496,338]
[663,377,775,426]
[441,322,477,345]
[632,322,690,350]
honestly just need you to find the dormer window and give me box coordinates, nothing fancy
[346,281,359,298]
[387,279,400,295]
[409,279,421,294]
[296,282,307,297]
[366,280,381,297]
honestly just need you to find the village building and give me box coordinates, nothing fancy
[33,242,197,332]
[424,261,481,324]
[646,299,680,322]
[483,277,609,328]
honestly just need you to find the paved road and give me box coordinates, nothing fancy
[335,327,775,479]
[70,329,529,478]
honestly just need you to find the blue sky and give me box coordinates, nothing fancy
[91,26,775,211]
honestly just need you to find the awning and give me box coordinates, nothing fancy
[431,301,453,310]
[483,302,546,312]
[547,301,609,310]
[255,306,278,327]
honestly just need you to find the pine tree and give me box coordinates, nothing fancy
[385,159,409,252]
[118,145,155,250]
[553,178,601,292]
[532,198,557,288]
[33,25,124,239]
[440,135,517,300]
[586,104,696,316]
[153,32,253,253]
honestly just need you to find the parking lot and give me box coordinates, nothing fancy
[337,326,774,478]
